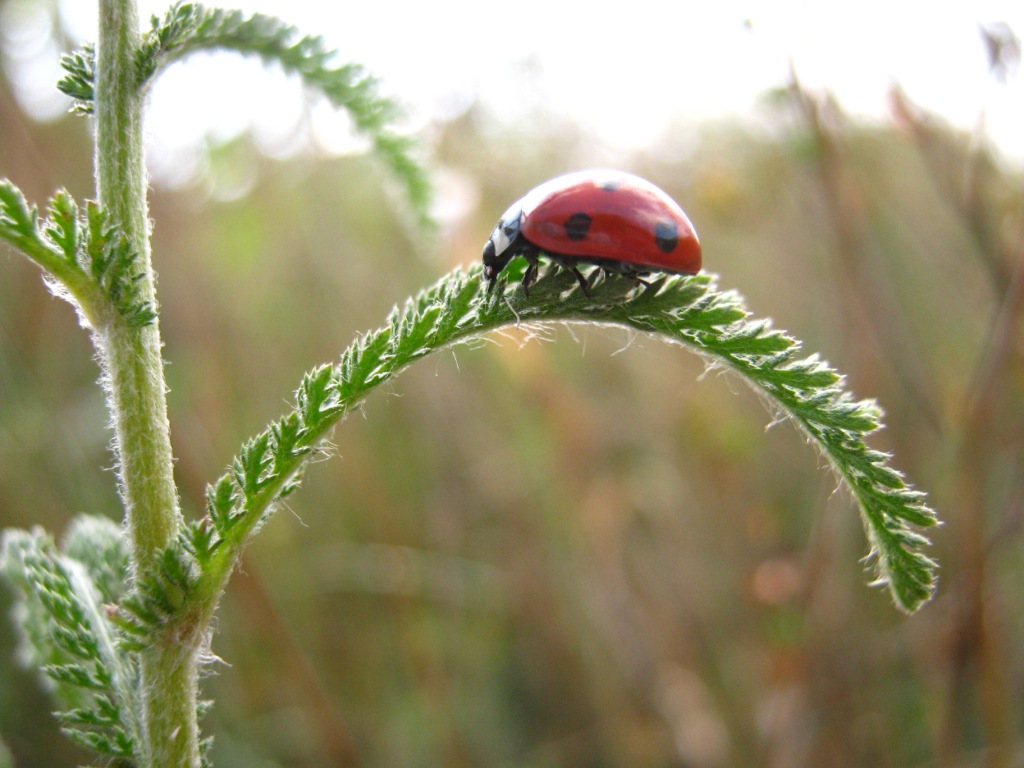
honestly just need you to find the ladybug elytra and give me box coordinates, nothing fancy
[482,170,701,295]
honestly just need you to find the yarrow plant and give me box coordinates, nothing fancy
[0,1,939,766]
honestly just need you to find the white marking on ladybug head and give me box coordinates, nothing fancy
[491,226,511,256]
[490,203,522,256]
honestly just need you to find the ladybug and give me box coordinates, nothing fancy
[482,170,701,295]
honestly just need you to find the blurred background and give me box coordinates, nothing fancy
[1,0,1023,766]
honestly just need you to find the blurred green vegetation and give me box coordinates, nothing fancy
[2,8,1023,768]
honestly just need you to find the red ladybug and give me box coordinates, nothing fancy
[482,170,701,295]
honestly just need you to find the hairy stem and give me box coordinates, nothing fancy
[95,1,193,765]
[96,0,179,566]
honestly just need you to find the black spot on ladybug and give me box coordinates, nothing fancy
[654,219,679,253]
[564,212,592,241]
[600,179,623,191]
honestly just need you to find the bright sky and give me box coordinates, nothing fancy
[5,0,1023,175]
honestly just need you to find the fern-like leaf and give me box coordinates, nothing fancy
[196,265,938,613]
[0,180,57,266]
[117,545,200,647]
[82,202,157,328]
[144,2,432,226]
[60,515,131,605]
[0,181,156,328]
[57,43,96,115]
[56,3,433,225]
[0,524,142,762]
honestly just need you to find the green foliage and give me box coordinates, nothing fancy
[56,1,432,227]
[0,520,139,762]
[115,546,201,651]
[0,181,155,328]
[193,265,937,612]
[3,1,945,764]
[0,180,73,270]
[0,518,214,765]
[57,44,95,116]
[82,202,159,328]
[60,516,131,606]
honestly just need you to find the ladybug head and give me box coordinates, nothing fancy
[481,238,501,284]
[482,204,523,287]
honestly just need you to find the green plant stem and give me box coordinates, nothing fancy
[141,634,202,768]
[96,0,178,575]
[95,1,195,765]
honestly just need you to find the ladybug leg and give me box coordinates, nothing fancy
[623,266,651,289]
[548,255,592,297]
[520,252,541,297]
[568,265,592,297]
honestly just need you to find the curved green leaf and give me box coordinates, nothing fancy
[196,265,939,613]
